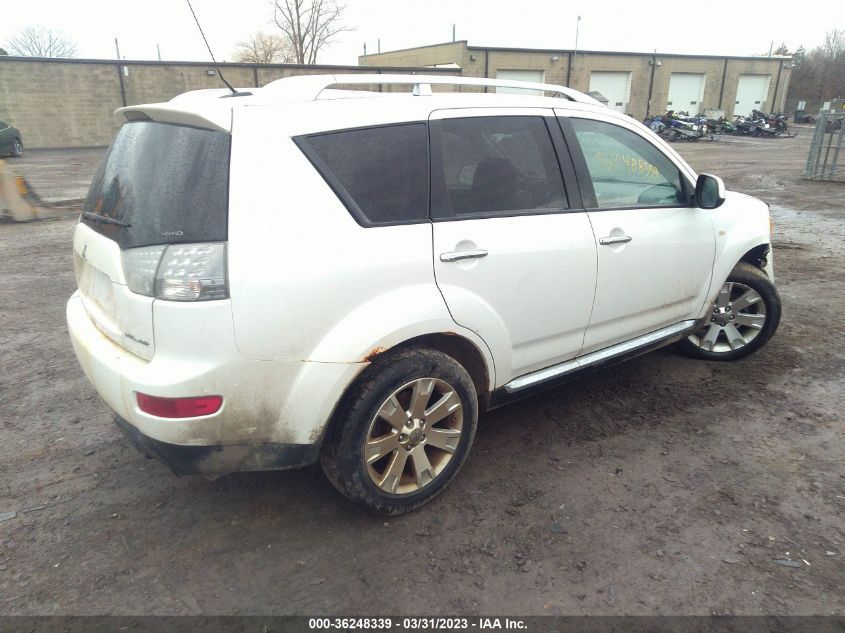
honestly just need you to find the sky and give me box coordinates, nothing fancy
[2,0,843,65]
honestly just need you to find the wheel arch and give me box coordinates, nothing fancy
[315,330,494,451]
[738,243,771,271]
[383,332,492,410]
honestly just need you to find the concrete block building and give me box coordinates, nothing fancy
[360,41,792,120]
[0,57,459,148]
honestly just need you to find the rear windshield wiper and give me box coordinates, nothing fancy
[82,211,131,228]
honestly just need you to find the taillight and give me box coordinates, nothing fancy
[121,242,227,301]
[136,393,223,418]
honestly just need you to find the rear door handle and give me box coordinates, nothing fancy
[599,235,632,246]
[440,249,489,262]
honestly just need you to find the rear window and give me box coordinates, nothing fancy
[296,123,428,226]
[430,116,568,218]
[82,121,231,248]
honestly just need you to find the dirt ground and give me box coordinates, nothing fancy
[0,130,842,616]
[9,148,105,204]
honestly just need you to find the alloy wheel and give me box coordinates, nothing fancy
[687,281,767,353]
[364,377,463,495]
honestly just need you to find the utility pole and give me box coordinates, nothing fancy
[377,39,381,54]
[573,15,581,61]
[452,24,456,42]
[571,15,581,88]
[156,43,161,61]
[114,37,121,60]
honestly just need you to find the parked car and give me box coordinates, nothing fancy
[0,119,23,157]
[66,75,781,514]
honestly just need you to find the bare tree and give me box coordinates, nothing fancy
[233,31,294,63]
[272,0,351,64]
[819,29,845,64]
[6,25,78,58]
[786,29,845,112]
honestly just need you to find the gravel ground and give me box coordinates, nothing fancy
[0,130,842,616]
[7,148,105,203]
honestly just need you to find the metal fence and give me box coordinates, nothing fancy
[804,111,845,181]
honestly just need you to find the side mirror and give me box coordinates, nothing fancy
[695,173,726,209]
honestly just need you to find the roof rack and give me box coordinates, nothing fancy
[260,73,604,106]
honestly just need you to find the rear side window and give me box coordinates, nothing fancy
[430,116,568,219]
[297,123,429,226]
[570,118,687,209]
[82,121,230,249]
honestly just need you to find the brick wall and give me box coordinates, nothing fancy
[362,43,791,120]
[0,50,791,149]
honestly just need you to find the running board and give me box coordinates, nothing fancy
[488,320,698,409]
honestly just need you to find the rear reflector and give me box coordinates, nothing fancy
[136,393,223,418]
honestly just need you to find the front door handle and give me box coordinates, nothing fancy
[440,249,489,263]
[599,235,632,246]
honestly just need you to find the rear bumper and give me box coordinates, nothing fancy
[67,290,362,452]
[114,415,319,476]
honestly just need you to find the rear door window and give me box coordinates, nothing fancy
[430,116,568,219]
[82,121,231,248]
[296,123,429,226]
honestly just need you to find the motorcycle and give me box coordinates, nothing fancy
[751,110,789,136]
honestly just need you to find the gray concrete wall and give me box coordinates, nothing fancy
[0,58,458,149]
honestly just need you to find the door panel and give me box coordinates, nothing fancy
[429,108,597,384]
[589,72,631,113]
[583,208,713,353]
[495,70,544,95]
[667,73,706,112]
[735,75,771,117]
[434,214,597,382]
[562,114,715,354]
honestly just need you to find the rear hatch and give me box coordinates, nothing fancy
[73,120,231,360]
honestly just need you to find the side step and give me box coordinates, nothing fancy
[488,320,699,408]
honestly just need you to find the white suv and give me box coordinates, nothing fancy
[67,74,781,514]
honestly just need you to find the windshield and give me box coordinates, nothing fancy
[82,121,231,249]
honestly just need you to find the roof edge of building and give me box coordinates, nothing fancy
[360,40,469,57]
[467,44,792,62]
[0,55,461,72]
[367,41,791,62]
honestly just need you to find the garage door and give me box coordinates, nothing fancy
[589,72,631,113]
[496,70,544,95]
[667,73,706,114]
[735,75,771,117]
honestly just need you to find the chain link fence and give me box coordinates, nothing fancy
[804,111,845,181]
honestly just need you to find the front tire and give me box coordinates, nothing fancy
[678,262,781,361]
[11,139,23,158]
[321,347,478,515]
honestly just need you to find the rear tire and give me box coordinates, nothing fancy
[10,139,23,158]
[321,347,478,515]
[677,262,781,361]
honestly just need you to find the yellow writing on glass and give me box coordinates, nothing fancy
[592,151,659,179]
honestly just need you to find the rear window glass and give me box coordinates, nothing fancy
[430,116,568,218]
[82,121,230,248]
[297,123,428,226]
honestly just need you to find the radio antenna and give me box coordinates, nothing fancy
[184,0,249,97]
